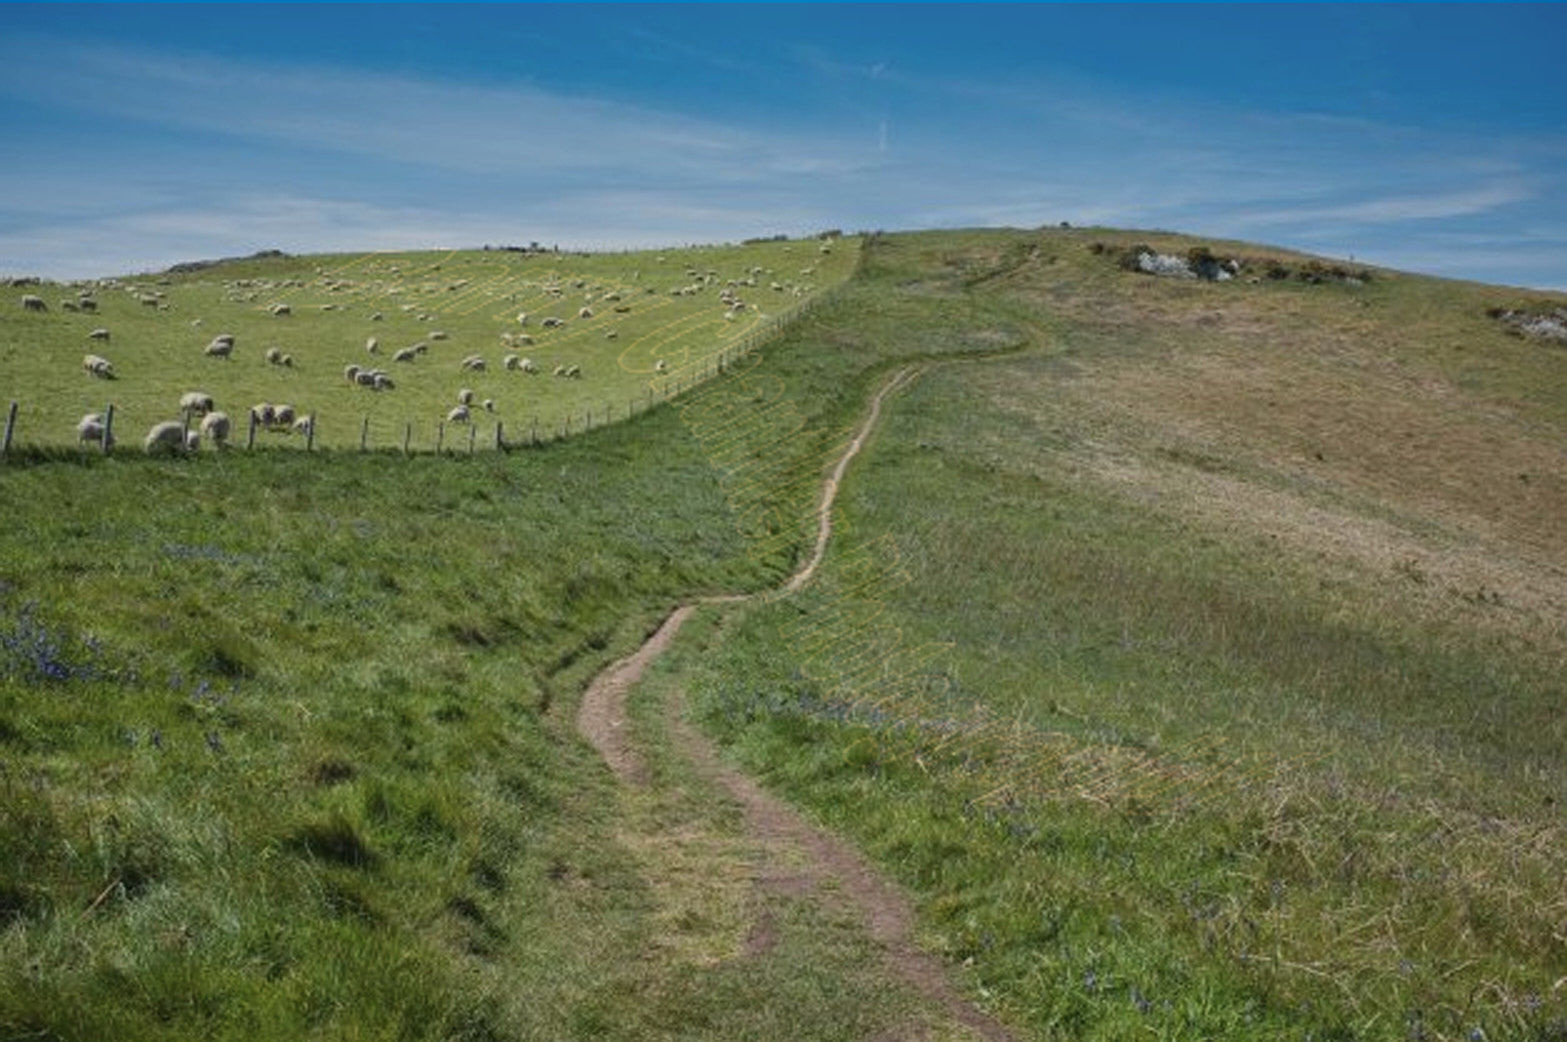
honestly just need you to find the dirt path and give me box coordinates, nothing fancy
[576,365,1015,1041]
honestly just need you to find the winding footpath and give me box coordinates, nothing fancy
[577,366,1015,1042]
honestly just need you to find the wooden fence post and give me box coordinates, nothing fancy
[306,414,316,452]
[494,422,503,451]
[247,410,258,449]
[102,403,115,455]
[403,422,412,455]
[2,400,17,457]
[360,416,370,451]
[467,424,476,454]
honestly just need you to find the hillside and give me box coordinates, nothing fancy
[2,228,1563,1041]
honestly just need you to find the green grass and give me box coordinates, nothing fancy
[1,237,857,451]
[3,227,1564,1040]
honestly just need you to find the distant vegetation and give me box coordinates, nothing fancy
[2,226,1563,1041]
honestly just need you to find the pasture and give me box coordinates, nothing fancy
[0,236,857,452]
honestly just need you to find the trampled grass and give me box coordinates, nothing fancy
[3,226,1563,1040]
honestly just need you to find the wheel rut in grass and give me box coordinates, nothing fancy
[577,365,1015,1042]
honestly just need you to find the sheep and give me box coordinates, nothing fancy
[460,355,486,372]
[515,333,535,346]
[429,330,449,341]
[293,415,312,434]
[180,391,215,416]
[447,404,471,424]
[76,413,112,447]
[250,403,276,427]
[272,404,296,428]
[654,360,667,373]
[345,363,362,384]
[541,317,564,328]
[392,347,418,363]
[563,364,581,379]
[365,336,380,355]
[412,341,430,355]
[143,420,190,455]
[482,399,495,413]
[520,358,538,374]
[184,429,201,451]
[369,311,384,321]
[280,353,294,368]
[516,312,530,326]
[553,364,566,377]
[355,370,379,387]
[205,339,234,360]
[457,388,475,406]
[199,411,232,447]
[21,294,47,312]
[270,303,291,316]
[88,328,110,342]
[265,346,283,365]
[82,354,115,379]
[372,372,395,391]
[604,329,618,340]
[78,298,98,313]
[578,306,593,319]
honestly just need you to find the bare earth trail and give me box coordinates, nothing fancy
[577,365,1015,1042]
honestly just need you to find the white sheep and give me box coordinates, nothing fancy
[365,337,380,355]
[270,303,291,316]
[392,347,417,363]
[199,411,231,447]
[373,372,395,390]
[180,391,215,416]
[460,355,486,372]
[250,402,275,427]
[655,360,667,373]
[520,358,538,374]
[565,364,581,379]
[82,354,115,379]
[143,420,189,454]
[578,306,593,319]
[355,370,379,387]
[281,353,294,368]
[447,404,471,424]
[503,353,521,371]
[205,339,234,360]
[515,333,535,346]
[604,329,618,340]
[88,328,110,342]
[76,413,112,447]
[482,398,495,413]
[457,388,475,406]
[272,404,296,428]
[265,346,283,365]
[344,363,362,383]
[516,311,529,326]
[541,317,564,328]
[370,311,383,321]
[429,330,449,341]
[78,298,98,313]
[21,294,46,312]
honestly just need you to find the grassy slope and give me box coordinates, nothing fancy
[2,228,1563,1041]
[681,230,1566,1041]
[0,238,856,450]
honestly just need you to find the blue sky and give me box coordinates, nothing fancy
[2,4,1564,290]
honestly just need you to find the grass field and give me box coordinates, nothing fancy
[1,236,857,452]
[3,227,1564,1041]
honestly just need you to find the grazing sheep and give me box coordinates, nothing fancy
[345,363,362,384]
[541,317,564,328]
[199,411,232,447]
[143,420,189,455]
[272,404,296,428]
[447,404,470,424]
[482,399,495,413]
[565,364,581,379]
[604,329,618,340]
[355,370,379,387]
[293,416,312,435]
[82,354,115,379]
[365,337,379,355]
[393,347,418,362]
[520,358,538,374]
[180,391,215,416]
[578,306,593,319]
[515,333,535,346]
[372,372,394,390]
[460,355,486,372]
[78,298,98,313]
[457,388,475,406]
[88,328,110,342]
[369,311,384,321]
[21,294,47,312]
[553,364,566,377]
[516,312,529,326]
[503,353,521,371]
[250,403,275,427]
[270,303,291,316]
[429,330,449,341]
[655,360,667,373]
[76,413,112,447]
[205,339,234,360]
[265,346,283,365]
[280,353,294,368]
